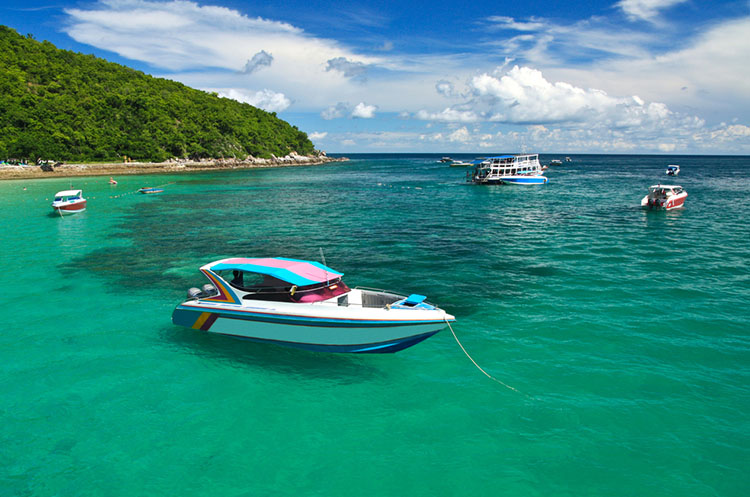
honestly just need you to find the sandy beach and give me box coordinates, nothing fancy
[0,154,348,180]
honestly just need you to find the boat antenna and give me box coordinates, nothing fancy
[319,247,329,286]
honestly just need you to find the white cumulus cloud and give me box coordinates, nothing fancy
[417,65,683,132]
[217,88,290,112]
[352,102,377,118]
[448,127,471,142]
[616,0,689,22]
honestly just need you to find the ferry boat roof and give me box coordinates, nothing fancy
[55,189,82,196]
[205,257,343,287]
[649,184,682,189]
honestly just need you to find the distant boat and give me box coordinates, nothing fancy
[138,187,163,194]
[52,189,86,215]
[565,157,572,162]
[666,165,680,176]
[439,157,452,163]
[449,160,473,167]
[468,154,548,185]
[641,184,687,210]
[550,159,562,166]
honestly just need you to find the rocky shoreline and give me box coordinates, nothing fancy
[0,153,348,180]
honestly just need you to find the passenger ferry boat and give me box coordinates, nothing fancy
[468,154,548,185]
[51,189,87,215]
[172,257,455,353]
[641,184,687,211]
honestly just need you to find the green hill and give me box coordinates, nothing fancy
[0,26,315,162]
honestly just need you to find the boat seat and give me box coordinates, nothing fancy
[403,294,427,307]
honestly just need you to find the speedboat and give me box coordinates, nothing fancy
[172,257,455,353]
[450,160,473,167]
[469,154,548,185]
[641,184,687,210]
[666,165,680,176]
[51,189,86,215]
[439,156,452,163]
[138,187,163,194]
[549,159,562,166]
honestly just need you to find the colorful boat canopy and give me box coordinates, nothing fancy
[54,190,82,196]
[209,257,344,287]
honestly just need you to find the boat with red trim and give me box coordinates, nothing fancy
[51,189,86,215]
[172,257,455,353]
[641,184,687,210]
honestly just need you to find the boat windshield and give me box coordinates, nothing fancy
[215,269,350,303]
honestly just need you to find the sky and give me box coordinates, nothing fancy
[2,0,750,154]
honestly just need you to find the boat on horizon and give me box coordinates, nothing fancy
[439,156,453,163]
[138,187,163,194]
[172,257,455,353]
[549,159,562,166]
[468,154,548,185]
[51,189,86,215]
[641,184,687,210]
[666,165,680,176]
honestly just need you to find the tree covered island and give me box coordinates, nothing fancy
[0,25,318,163]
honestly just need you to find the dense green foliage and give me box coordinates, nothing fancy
[0,26,315,161]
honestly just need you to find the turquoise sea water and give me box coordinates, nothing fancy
[1,154,748,496]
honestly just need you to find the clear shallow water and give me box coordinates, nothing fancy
[1,154,748,496]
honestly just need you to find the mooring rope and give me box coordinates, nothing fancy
[445,318,524,395]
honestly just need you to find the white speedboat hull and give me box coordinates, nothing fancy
[52,199,86,214]
[641,184,687,211]
[173,299,452,353]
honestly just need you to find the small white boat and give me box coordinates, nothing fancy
[469,154,548,185]
[51,189,86,215]
[439,156,453,163]
[138,187,163,194]
[549,159,562,166]
[172,257,455,353]
[641,184,687,211]
[666,165,680,176]
[565,157,572,162]
[449,160,473,167]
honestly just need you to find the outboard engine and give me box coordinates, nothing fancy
[187,287,203,300]
[201,284,217,297]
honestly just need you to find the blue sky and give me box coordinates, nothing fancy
[2,0,750,154]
